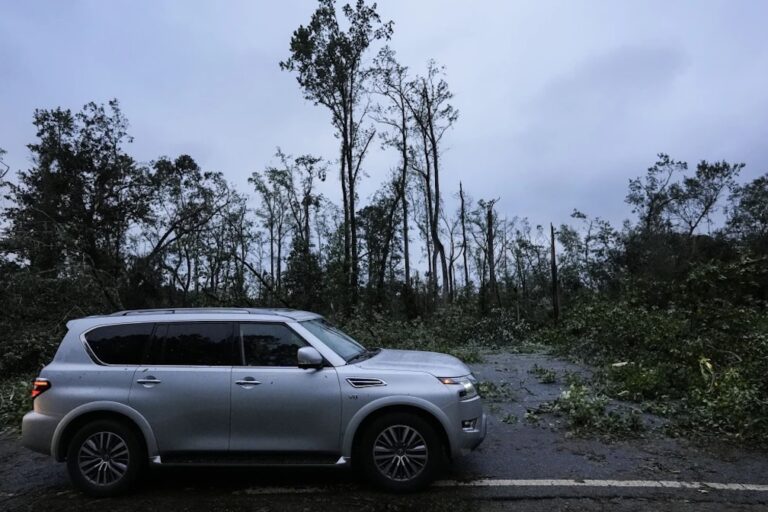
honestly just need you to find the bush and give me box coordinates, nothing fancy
[338,304,533,363]
[0,377,33,433]
[539,289,768,442]
[552,383,644,437]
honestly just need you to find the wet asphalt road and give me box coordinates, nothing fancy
[1,352,767,511]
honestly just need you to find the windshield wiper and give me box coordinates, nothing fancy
[346,347,381,364]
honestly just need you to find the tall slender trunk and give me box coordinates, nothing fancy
[276,224,283,292]
[459,182,470,289]
[400,103,411,290]
[269,223,275,288]
[340,145,350,293]
[345,129,358,302]
[303,197,311,255]
[550,223,560,325]
[425,95,450,302]
[421,130,436,298]
[487,203,499,306]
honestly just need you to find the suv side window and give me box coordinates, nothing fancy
[239,323,307,367]
[85,323,153,365]
[147,322,234,366]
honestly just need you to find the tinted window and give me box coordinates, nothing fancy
[240,323,307,366]
[147,322,234,366]
[85,324,153,365]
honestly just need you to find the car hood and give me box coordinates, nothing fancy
[355,348,471,377]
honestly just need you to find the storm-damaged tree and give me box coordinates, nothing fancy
[267,149,327,258]
[727,173,768,253]
[267,149,327,310]
[668,160,743,245]
[281,0,393,307]
[625,155,743,301]
[372,47,413,291]
[249,166,292,297]
[627,153,687,236]
[470,198,501,310]
[557,209,619,294]
[459,182,471,290]
[441,205,463,300]
[2,100,149,308]
[358,182,402,304]
[405,60,458,302]
[129,155,235,308]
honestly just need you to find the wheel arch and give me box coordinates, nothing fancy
[343,397,453,461]
[52,402,158,462]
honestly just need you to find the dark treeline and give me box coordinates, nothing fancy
[1,0,767,439]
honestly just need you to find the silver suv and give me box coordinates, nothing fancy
[22,308,486,496]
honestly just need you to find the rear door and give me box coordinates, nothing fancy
[129,322,234,455]
[229,322,342,456]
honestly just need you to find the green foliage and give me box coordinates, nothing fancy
[551,383,644,437]
[685,367,768,440]
[541,267,768,441]
[529,364,557,384]
[0,268,103,376]
[338,304,532,363]
[477,381,515,402]
[0,377,33,433]
[500,413,518,425]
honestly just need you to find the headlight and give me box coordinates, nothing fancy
[438,375,478,400]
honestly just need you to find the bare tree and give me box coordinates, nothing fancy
[372,47,412,289]
[405,60,458,301]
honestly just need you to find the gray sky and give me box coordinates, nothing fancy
[2,0,768,232]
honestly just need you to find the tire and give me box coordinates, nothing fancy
[66,419,145,497]
[359,412,443,492]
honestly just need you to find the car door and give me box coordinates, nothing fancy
[129,322,234,455]
[229,322,342,456]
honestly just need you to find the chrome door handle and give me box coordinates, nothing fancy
[137,378,162,385]
[235,379,261,387]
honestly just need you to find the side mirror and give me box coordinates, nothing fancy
[297,346,324,369]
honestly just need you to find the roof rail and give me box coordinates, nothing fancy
[109,308,253,316]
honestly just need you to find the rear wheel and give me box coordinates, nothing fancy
[66,419,144,497]
[359,412,443,492]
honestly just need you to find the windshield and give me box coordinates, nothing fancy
[301,319,367,362]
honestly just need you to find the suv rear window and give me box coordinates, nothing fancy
[147,322,234,366]
[84,323,154,365]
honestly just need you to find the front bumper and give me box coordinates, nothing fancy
[457,411,487,456]
[449,395,487,457]
[21,411,59,456]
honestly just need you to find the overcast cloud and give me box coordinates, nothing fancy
[2,0,767,232]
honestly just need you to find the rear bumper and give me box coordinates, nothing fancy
[21,411,60,456]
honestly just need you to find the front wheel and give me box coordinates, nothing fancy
[66,419,144,497]
[359,412,443,492]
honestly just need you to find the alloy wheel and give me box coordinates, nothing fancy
[77,431,130,486]
[373,424,428,481]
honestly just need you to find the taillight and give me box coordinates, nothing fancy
[31,379,51,399]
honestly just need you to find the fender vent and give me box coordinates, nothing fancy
[346,378,386,388]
